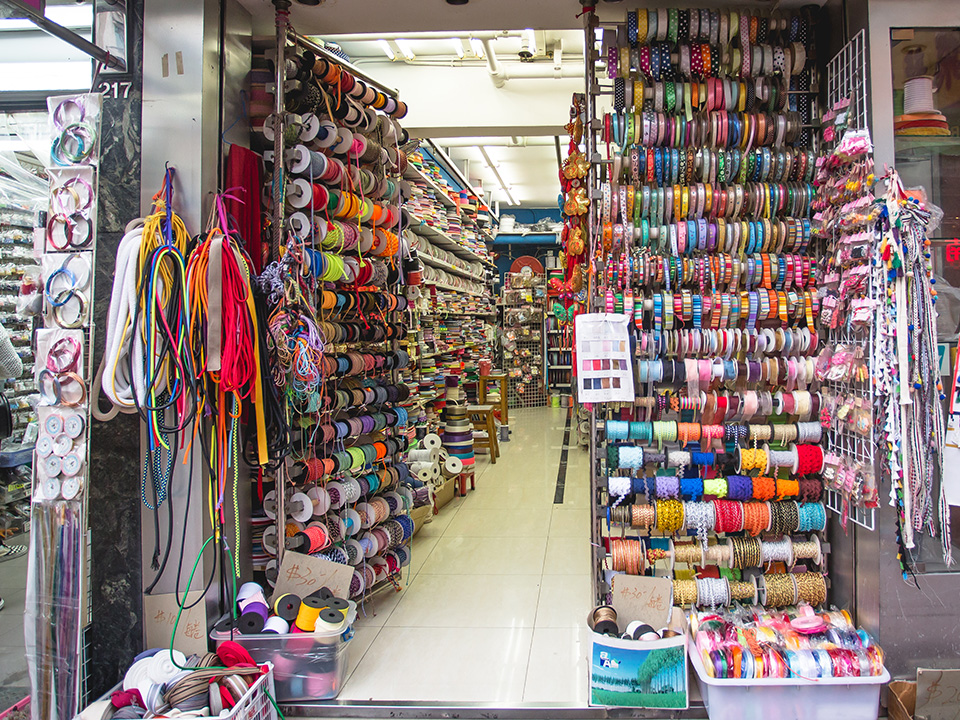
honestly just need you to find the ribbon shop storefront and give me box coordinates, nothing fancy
[1,0,959,719]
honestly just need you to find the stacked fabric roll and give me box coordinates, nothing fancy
[441,403,475,477]
[408,442,442,484]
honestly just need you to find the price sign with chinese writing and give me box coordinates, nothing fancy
[271,550,353,604]
[611,575,673,630]
[143,590,207,655]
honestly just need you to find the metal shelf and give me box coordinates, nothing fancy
[404,163,457,208]
[422,279,484,296]
[409,217,495,268]
[418,253,484,281]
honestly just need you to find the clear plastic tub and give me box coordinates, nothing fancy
[691,645,889,720]
[211,624,352,702]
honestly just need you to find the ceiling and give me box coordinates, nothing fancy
[439,138,562,211]
[237,0,586,35]
[293,23,585,208]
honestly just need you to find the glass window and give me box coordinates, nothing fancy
[892,27,960,572]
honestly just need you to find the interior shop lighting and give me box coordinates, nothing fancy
[394,38,416,61]
[470,38,485,59]
[523,28,537,58]
[478,145,518,206]
[377,39,395,60]
[450,38,466,58]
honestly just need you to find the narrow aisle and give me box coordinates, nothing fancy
[338,406,592,705]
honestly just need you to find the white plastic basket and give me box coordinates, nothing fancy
[691,647,889,720]
[223,663,278,720]
[74,663,277,720]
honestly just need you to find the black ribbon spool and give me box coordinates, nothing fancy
[213,615,237,634]
[302,595,327,610]
[309,586,335,600]
[318,608,345,626]
[238,610,266,635]
[325,597,349,612]
[274,594,302,622]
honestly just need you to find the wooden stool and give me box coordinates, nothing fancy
[467,404,500,464]
[478,374,508,428]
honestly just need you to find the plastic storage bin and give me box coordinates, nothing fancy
[212,625,351,702]
[691,645,890,720]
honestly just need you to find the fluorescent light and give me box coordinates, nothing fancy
[394,38,416,61]
[450,38,465,59]
[470,38,485,59]
[525,29,537,57]
[477,145,518,207]
[377,39,395,60]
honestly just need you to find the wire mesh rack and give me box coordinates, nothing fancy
[827,30,869,135]
[822,28,875,531]
[501,273,547,408]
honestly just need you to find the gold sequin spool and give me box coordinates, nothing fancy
[673,578,698,606]
[762,573,797,607]
[673,542,703,565]
[749,424,773,442]
[791,537,822,564]
[794,572,827,606]
[655,499,684,534]
[730,536,763,569]
[729,580,756,602]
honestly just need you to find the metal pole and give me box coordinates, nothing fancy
[582,7,600,607]
[271,1,289,260]
[290,30,400,100]
[0,0,127,71]
[271,0,289,570]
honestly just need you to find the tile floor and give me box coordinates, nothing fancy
[338,407,595,705]
[0,537,30,709]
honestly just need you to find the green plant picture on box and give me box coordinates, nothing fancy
[591,643,686,708]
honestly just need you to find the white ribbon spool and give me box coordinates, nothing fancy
[263,616,290,634]
[422,433,443,450]
[443,456,464,477]
[408,448,439,463]
[904,75,936,114]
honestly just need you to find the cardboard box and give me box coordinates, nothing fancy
[410,504,432,536]
[589,576,688,709]
[888,680,916,720]
[434,478,455,510]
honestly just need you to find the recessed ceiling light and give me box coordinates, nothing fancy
[446,0,469,5]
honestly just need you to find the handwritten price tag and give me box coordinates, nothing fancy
[271,551,353,604]
[917,668,960,720]
[611,575,673,630]
[143,590,208,655]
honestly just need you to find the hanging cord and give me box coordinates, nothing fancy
[243,283,291,468]
[185,192,276,581]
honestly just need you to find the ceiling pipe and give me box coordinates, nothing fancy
[323,30,524,42]
[480,37,505,88]
[479,37,580,85]
[439,136,556,147]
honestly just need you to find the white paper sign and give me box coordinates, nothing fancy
[575,313,634,403]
